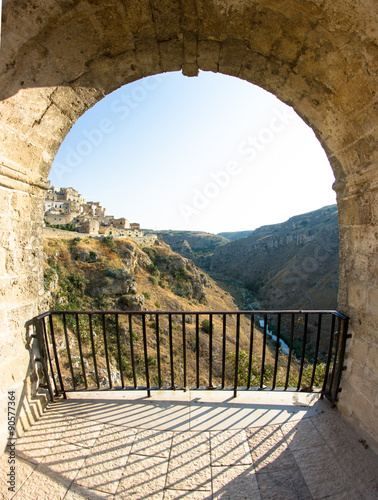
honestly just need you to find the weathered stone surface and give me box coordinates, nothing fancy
[212,465,261,499]
[166,431,212,490]
[0,0,377,456]
[210,429,252,466]
[117,453,168,498]
[131,429,173,458]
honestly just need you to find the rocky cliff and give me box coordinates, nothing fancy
[210,205,339,310]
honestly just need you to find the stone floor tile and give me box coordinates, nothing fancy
[212,465,261,499]
[256,467,312,500]
[131,429,173,458]
[210,430,252,466]
[292,443,356,499]
[12,468,69,500]
[247,425,296,472]
[74,443,132,494]
[61,419,104,448]
[15,413,73,464]
[280,419,324,451]
[322,489,366,499]
[163,489,212,499]
[36,440,89,486]
[166,432,211,491]
[312,412,378,497]
[0,454,36,498]
[116,453,168,499]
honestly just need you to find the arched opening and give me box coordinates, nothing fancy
[0,0,376,454]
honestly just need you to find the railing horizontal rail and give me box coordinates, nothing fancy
[35,309,350,404]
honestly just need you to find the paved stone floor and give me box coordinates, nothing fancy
[1,391,377,499]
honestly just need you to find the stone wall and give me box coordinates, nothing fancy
[0,0,377,454]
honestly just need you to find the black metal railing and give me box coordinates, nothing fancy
[34,310,349,404]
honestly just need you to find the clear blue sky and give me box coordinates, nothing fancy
[49,71,336,234]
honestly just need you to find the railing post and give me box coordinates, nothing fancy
[233,314,240,398]
[142,314,151,397]
[49,314,67,399]
[247,314,254,390]
[332,316,350,401]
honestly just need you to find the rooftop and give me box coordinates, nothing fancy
[4,390,377,499]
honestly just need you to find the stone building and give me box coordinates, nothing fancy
[0,0,376,457]
[44,211,77,225]
[77,219,100,235]
[43,185,142,237]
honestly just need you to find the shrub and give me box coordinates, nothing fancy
[149,276,158,286]
[154,302,161,308]
[106,268,133,280]
[201,319,212,334]
[142,291,151,300]
[88,251,97,262]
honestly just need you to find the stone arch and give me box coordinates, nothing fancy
[0,1,376,451]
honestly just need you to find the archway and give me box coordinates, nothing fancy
[0,0,376,452]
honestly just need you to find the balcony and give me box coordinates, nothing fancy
[3,310,377,498]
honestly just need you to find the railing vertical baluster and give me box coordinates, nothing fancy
[310,313,322,389]
[62,313,76,390]
[75,313,87,389]
[129,314,137,389]
[322,314,336,397]
[260,314,267,390]
[272,313,281,390]
[221,314,227,389]
[89,314,100,389]
[233,314,241,398]
[209,313,214,389]
[142,314,151,397]
[169,314,175,389]
[285,314,295,390]
[102,314,112,389]
[182,314,187,390]
[297,313,308,391]
[155,314,162,389]
[196,314,200,389]
[49,314,66,398]
[114,313,124,389]
[42,315,59,397]
[247,314,254,390]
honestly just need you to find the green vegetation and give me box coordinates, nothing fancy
[200,319,212,334]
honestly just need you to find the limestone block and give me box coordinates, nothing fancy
[87,0,136,56]
[338,196,372,226]
[197,40,221,73]
[367,288,378,316]
[0,90,52,137]
[183,32,198,66]
[134,38,162,76]
[0,125,43,175]
[150,0,182,41]
[219,39,248,77]
[123,0,156,39]
[40,7,105,82]
[159,39,183,72]
[180,0,198,32]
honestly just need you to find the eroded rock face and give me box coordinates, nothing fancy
[0,0,377,452]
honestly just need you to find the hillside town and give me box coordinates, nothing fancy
[44,185,144,238]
